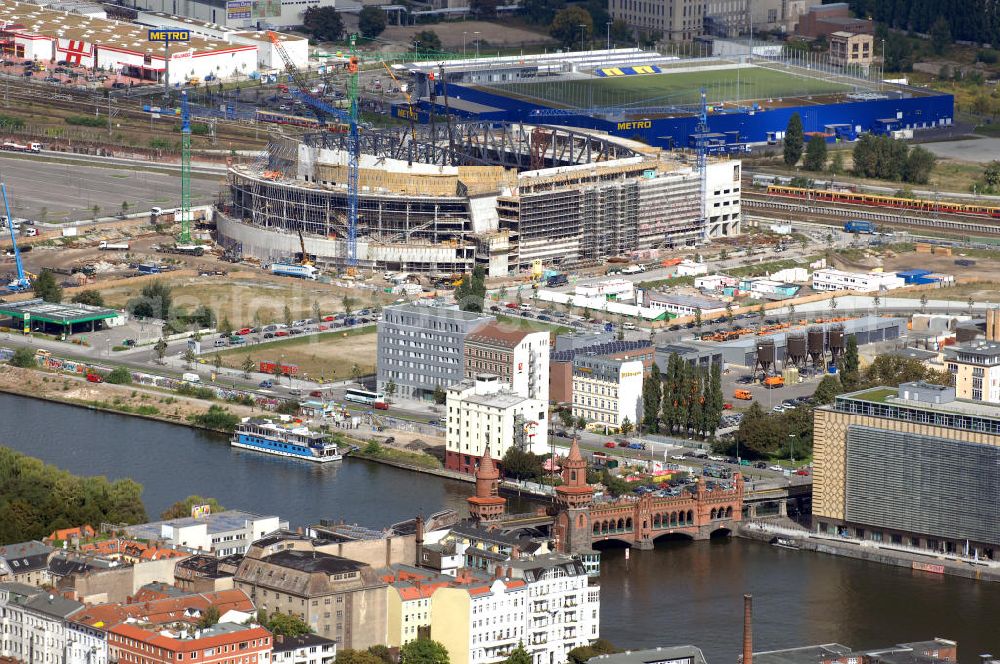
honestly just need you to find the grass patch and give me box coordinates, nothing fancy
[852,387,899,403]
[83,400,160,416]
[357,441,442,469]
[729,257,816,279]
[638,275,695,290]
[212,327,377,381]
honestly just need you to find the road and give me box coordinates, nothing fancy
[0,152,220,222]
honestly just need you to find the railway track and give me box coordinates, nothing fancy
[742,194,1000,236]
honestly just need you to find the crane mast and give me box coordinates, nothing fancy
[1,182,28,292]
[179,90,192,245]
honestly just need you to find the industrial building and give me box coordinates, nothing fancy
[219,123,741,274]
[0,2,257,84]
[0,299,122,336]
[813,382,999,559]
[550,338,654,404]
[138,0,323,30]
[685,316,905,369]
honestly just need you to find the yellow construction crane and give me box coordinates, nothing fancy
[381,61,417,149]
[298,229,312,267]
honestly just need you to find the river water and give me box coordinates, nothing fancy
[2,394,997,662]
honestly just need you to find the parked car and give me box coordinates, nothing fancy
[309,390,324,398]
[795,469,811,476]
[85,373,103,383]
[275,330,289,337]
[768,465,784,472]
[604,442,617,448]
[259,380,273,388]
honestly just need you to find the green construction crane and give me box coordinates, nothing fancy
[178,90,192,245]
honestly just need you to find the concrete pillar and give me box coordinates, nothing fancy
[778,500,787,517]
[634,538,654,550]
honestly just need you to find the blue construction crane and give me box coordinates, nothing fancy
[179,90,192,245]
[1,183,29,292]
[268,31,358,268]
[694,88,710,234]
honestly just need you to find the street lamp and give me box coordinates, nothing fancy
[788,433,795,465]
[606,21,612,50]
[579,24,587,51]
[463,31,468,57]
[474,32,481,58]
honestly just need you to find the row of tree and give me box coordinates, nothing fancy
[641,356,724,439]
[850,134,937,184]
[845,1,994,50]
[0,446,147,544]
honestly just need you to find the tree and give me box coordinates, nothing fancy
[803,135,828,171]
[983,161,1000,188]
[213,353,223,373]
[312,300,322,324]
[190,305,216,329]
[433,383,447,405]
[242,355,255,379]
[302,6,343,41]
[129,280,172,320]
[550,6,593,49]
[154,338,168,364]
[358,6,387,38]
[706,362,724,438]
[182,347,196,369]
[575,415,587,432]
[920,293,928,313]
[91,204,101,220]
[521,0,564,24]
[930,16,952,55]
[368,646,395,664]
[342,295,357,317]
[284,304,293,327]
[454,265,486,313]
[864,354,929,387]
[412,30,442,53]
[694,308,703,329]
[385,378,397,402]
[903,146,936,185]
[32,270,62,303]
[161,495,224,519]
[968,296,976,315]
[399,639,450,664]
[219,317,234,337]
[609,19,632,44]
[504,643,532,664]
[559,408,575,430]
[568,639,619,664]
[619,416,633,436]
[725,301,734,322]
[641,363,662,433]
[338,651,390,664]
[120,200,130,216]
[350,363,363,385]
[197,605,220,629]
[829,151,844,175]
[840,335,860,390]
[8,347,36,368]
[72,290,105,307]
[501,447,544,481]
[813,374,843,405]
[470,0,497,19]
[783,113,804,167]
[264,611,313,637]
[106,366,132,385]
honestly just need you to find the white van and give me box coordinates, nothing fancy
[182,372,201,383]
[150,207,163,216]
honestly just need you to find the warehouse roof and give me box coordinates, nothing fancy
[0,3,254,55]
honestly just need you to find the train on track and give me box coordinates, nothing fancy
[765,184,1000,219]
[254,110,348,133]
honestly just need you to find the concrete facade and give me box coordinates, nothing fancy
[829,31,873,69]
[464,322,550,404]
[571,357,644,430]
[945,341,1000,403]
[377,304,494,401]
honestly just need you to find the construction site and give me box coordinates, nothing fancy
[218,121,742,275]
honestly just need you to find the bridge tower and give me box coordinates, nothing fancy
[467,446,507,526]
[555,438,595,554]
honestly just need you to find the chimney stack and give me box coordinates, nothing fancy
[742,594,753,664]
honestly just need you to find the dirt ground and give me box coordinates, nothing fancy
[379,21,554,51]
[211,328,377,382]
[881,251,1000,300]
[0,365,257,423]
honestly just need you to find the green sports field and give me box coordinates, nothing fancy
[488,65,856,110]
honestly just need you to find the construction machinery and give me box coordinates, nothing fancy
[297,228,312,266]
[1,183,30,292]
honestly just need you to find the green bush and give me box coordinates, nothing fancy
[106,366,133,385]
[188,405,239,431]
[0,114,25,130]
[65,115,105,128]
[175,382,216,400]
[149,138,171,150]
[8,347,37,368]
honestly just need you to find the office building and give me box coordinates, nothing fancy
[829,31,873,69]
[571,357,644,430]
[234,547,387,648]
[795,2,873,38]
[123,510,285,556]
[377,304,494,400]
[550,340,654,404]
[945,341,1000,403]
[813,382,999,560]
[445,375,549,474]
[464,321,550,403]
[811,268,905,292]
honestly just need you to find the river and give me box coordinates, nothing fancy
[1,394,997,662]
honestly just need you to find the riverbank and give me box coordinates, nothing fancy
[739,522,1000,583]
[0,365,256,434]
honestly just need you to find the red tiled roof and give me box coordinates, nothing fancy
[110,623,271,653]
[466,321,530,349]
[75,589,255,629]
[47,526,96,541]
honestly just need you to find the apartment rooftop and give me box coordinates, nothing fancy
[262,549,365,575]
[586,645,709,664]
[383,302,494,323]
[124,510,280,540]
[831,382,1000,431]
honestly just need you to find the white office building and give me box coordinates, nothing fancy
[123,511,286,556]
[571,356,644,430]
[811,268,905,293]
[445,375,549,474]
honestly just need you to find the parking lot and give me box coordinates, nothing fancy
[0,58,150,90]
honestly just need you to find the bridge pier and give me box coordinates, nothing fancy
[633,538,654,550]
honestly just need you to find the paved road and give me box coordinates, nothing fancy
[0,153,219,222]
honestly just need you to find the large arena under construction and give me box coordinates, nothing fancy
[218,121,742,274]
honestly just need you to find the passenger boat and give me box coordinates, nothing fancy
[771,537,801,550]
[231,416,343,462]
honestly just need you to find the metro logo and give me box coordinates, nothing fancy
[148,29,191,42]
[616,121,652,131]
